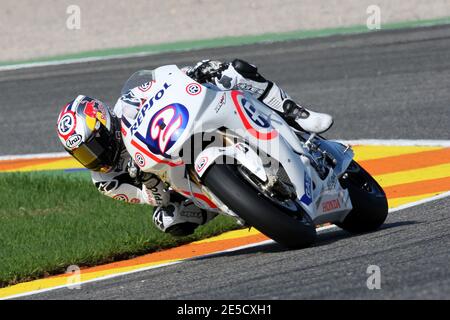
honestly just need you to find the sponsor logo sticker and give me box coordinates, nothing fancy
[58,112,76,137]
[139,81,154,92]
[215,93,226,113]
[144,103,189,157]
[135,152,146,167]
[130,82,171,136]
[240,96,270,128]
[65,134,82,149]
[113,194,129,202]
[231,91,278,140]
[300,172,313,205]
[196,156,208,173]
[186,83,202,96]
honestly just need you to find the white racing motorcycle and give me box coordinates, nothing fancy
[121,65,388,248]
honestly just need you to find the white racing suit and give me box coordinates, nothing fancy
[91,59,333,236]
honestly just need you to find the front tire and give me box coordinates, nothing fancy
[337,161,388,233]
[203,164,316,248]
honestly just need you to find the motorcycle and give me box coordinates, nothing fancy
[120,65,388,248]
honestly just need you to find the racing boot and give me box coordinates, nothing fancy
[281,99,333,134]
[212,59,333,134]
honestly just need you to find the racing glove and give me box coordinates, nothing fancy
[185,59,228,83]
[126,158,170,206]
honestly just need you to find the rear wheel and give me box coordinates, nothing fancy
[203,163,316,248]
[337,161,388,233]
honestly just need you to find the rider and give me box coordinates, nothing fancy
[56,59,333,236]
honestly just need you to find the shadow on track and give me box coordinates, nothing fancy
[193,220,417,260]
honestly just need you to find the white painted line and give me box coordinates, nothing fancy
[2,260,184,300]
[0,152,67,161]
[388,191,450,213]
[0,51,163,72]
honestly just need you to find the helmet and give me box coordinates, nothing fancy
[56,95,121,172]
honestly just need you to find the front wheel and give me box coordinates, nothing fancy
[203,163,316,249]
[337,160,388,233]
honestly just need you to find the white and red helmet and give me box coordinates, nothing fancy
[56,95,121,172]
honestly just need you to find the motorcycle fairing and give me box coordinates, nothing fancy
[122,65,353,223]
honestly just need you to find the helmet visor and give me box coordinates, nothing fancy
[69,125,118,172]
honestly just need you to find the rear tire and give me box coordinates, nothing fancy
[337,161,388,233]
[203,163,316,249]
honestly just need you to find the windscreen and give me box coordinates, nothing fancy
[120,70,154,95]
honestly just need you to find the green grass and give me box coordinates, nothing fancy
[0,171,240,287]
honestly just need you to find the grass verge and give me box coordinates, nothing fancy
[0,170,240,288]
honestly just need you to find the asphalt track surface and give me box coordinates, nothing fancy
[1,25,450,299]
